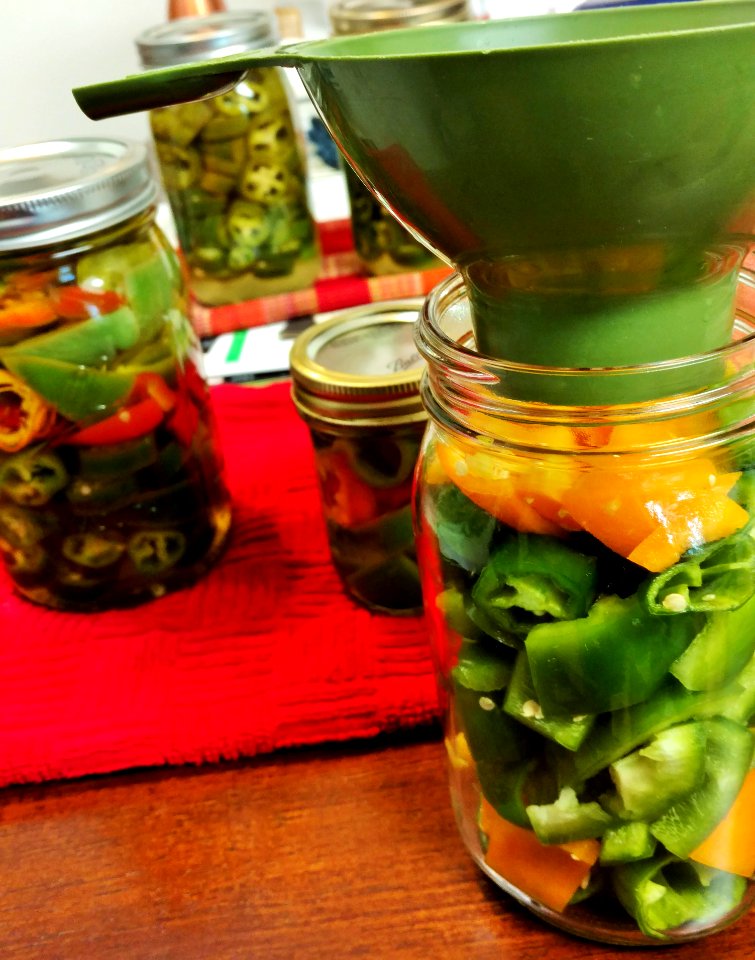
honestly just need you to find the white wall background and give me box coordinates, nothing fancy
[1,0,579,150]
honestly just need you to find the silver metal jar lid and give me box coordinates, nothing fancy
[290,300,427,427]
[0,138,157,253]
[137,11,276,66]
[329,0,468,35]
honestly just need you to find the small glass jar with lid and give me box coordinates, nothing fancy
[413,269,755,945]
[290,300,428,615]
[0,138,232,611]
[328,0,468,277]
[137,11,321,307]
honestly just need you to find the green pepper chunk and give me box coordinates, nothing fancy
[469,533,597,643]
[526,593,700,717]
[77,243,179,340]
[670,593,755,692]
[1,355,135,422]
[430,484,495,573]
[649,717,753,859]
[0,307,139,367]
[452,638,514,693]
[613,854,747,939]
[0,503,56,547]
[599,821,656,865]
[526,785,615,844]
[563,668,751,786]
[504,651,594,751]
[0,448,67,506]
[127,529,186,574]
[645,527,755,615]
[606,721,708,821]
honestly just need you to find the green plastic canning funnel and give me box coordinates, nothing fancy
[73,1,755,372]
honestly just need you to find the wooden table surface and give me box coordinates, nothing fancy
[0,727,752,960]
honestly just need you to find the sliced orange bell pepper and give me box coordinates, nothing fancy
[628,492,750,572]
[689,769,755,878]
[479,796,600,913]
[563,461,744,569]
[0,298,56,329]
[435,439,565,537]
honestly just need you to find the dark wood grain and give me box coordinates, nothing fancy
[0,730,751,960]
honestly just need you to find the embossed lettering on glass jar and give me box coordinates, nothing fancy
[328,0,467,278]
[413,270,755,944]
[0,138,232,611]
[137,11,321,307]
[291,300,428,615]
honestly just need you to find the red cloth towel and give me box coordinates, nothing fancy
[0,382,440,787]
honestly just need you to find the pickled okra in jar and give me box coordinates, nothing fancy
[0,138,231,611]
[413,273,755,944]
[291,301,427,615]
[138,12,320,307]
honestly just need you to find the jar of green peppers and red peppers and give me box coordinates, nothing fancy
[137,11,320,307]
[328,0,467,277]
[0,138,231,611]
[291,301,427,615]
[413,271,755,944]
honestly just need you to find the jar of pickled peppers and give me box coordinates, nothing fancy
[413,270,755,944]
[0,138,232,611]
[137,11,321,307]
[291,301,427,615]
[328,0,467,277]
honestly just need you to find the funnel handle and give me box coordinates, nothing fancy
[73,47,309,120]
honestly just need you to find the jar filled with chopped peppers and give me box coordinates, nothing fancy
[137,11,321,307]
[413,270,755,944]
[291,301,427,615]
[328,0,467,277]
[0,138,231,610]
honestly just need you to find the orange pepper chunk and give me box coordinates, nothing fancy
[435,438,566,536]
[0,298,56,329]
[690,770,755,878]
[562,460,741,563]
[628,492,750,572]
[479,797,600,913]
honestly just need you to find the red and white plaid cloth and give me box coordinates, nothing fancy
[0,382,440,787]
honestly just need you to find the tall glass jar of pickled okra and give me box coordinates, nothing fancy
[137,11,321,307]
[328,0,467,277]
[291,300,427,615]
[413,270,755,945]
[0,138,232,611]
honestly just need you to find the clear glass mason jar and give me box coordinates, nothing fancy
[0,138,232,611]
[328,0,467,278]
[413,270,755,945]
[291,300,428,615]
[137,11,321,307]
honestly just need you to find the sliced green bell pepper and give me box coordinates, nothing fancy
[0,306,139,367]
[469,533,597,643]
[564,666,753,786]
[645,527,755,616]
[526,593,700,717]
[503,651,594,751]
[670,594,755,692]
[62,532,126,568]
[599,821,656,865]
[452,638,514,693]
[606,721,708,821]
[2,355,135,423]
[76,242,179,340]
[526,785,614,844]
[649,717,753,859]
[613,854,747,939]
[431,484,495,573]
